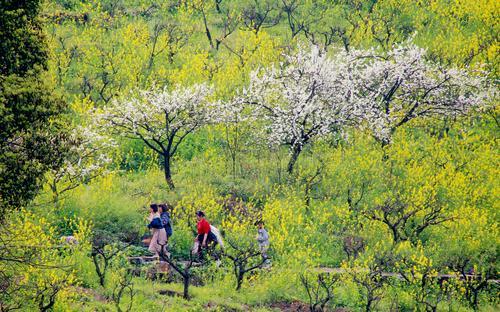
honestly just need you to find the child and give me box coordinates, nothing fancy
[256,220,270,266]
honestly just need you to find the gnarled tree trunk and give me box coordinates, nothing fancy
[287,145,303,174]
[162,153,175,190]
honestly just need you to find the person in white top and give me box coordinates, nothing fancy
[256,220,270,266]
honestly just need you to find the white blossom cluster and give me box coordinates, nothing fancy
[237,45,354,150]
[53,125,115,194]
[100,83,215,156]
[346,43,493,143]
[236,42,493,148]
[97,42,493,177]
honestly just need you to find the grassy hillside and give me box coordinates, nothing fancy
[1,0,498,311]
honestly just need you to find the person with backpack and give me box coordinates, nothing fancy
[159,203,173,240]
[147,203,167,257]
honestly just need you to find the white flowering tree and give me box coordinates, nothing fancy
[235,43,493,174]
[237,45,354,174]
[48,126,115,203]
[347,43,493,145]
[100,84,215,189]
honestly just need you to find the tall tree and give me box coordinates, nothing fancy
[0,0,68,216]
[237,45,354,174]
[236,43,492,173]
[348,43,493,145]
[100,84,218,189]
[48,126,115,204]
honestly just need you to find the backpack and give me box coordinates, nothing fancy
[210,225,224,249]
[161,212,173,237]
[166,213,173,237]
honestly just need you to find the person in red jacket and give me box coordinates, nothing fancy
[194,210,217,258]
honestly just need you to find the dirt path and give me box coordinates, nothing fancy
[315,267,499,283]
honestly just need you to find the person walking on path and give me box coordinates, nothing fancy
[194,210,217,259]
[256,220,271,267]
[147,203,168,257]
[159,203,173,240]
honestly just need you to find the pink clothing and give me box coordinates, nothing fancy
[148,227,167,256]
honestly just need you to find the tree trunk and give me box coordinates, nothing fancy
[305,183,312,207]
[287,145,303,174]
[163,153,175,190]
[183,274,190,300]
[92,254,106,287]
[366,292,374,312]
[231,153,236,178]
[236,270,244,291]
[472,288,479,311]
[276,152,282,184]
[50,178,59,205]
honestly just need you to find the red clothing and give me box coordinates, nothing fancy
[197,218,211,235]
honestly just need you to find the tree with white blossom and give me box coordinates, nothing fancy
[346,42,494,145]
[235,42,493,174]
[99,84,216,189]
[236,45,354,174]
[48,126,115,203]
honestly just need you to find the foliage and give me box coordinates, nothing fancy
[300,271,339,312]
[48,125,115,203]
[225,235,267,290]
[0,0,498,310]
[99,83,218,189]
[236,44,352,173]
[0,211,91,311]
[347,42,494,145]
[0,0,68,214]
